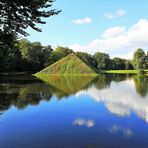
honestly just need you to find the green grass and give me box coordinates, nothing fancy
[145,70,148,76]
[104,70,148,74]
[35,53,97,75]
[104,70,138,74]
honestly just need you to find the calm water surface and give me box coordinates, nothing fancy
[0,74,148,148]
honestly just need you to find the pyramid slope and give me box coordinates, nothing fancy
[36,53,96,75]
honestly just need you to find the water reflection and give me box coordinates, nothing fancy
[36,75,95,97]
[0,74,148,118]
[133,74,148,97]
[1,74,148,148]
[109,125,133,138]
[77,74,148,123]
[73,118,95,128]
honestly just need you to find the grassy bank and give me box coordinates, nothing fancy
[103,70,148,74]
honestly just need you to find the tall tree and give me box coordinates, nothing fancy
[111,58,126,70]
[0,31,22,72]
[93,52,111,70]
[76,52,94,68]
[47,46,73,65]
[18,39,53,71]
[0,0,60,71]
[125,60,134,70]
[145,52,148,69]
[132,48,146,70]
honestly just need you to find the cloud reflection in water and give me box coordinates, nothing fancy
[73,118,95,128]
[109,125,133,138]
[76,79,148,123]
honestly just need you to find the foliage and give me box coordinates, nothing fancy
[111,58,126,70]
[132,48,146,71]
[145,52,148,69]
[18,39,53,72]
[125,60,134,70]
[93,52,112,70]
[55,46,73,57]
[0,0,61,72]
[0,0,61,36]
[0,32,22,72]
[46,46,73,66]
[0,0,61,53]
[1,39,148,73]
[76,52,95,68]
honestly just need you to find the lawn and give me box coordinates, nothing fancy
[104,70,148,74]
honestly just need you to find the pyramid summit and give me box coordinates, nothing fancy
[35,53,96,75]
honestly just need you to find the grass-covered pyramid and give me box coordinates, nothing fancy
[35,53,96,75]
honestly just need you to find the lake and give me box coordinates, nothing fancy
[0,74,148,148]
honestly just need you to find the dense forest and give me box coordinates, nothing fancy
[0,38,148,73]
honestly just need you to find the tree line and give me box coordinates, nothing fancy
[0,38,148,73]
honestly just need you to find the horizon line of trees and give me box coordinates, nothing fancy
[0,38,148,73]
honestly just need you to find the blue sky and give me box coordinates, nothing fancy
[27,0,148,58]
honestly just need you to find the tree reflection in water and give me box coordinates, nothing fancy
[0,74,148,113]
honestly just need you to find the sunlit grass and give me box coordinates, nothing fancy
[104,70,138,74]
[103,70,148,75]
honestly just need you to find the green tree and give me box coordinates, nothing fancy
[145,52,148,69]
[42,45,53,67]
[18,39,31,60]
[125,60,134,70]
[18,39,53,71]
[0,32,22,72]
[0,0,61,51]
[47,46,73,66]
[54,46,73,57]
[93,52,111,70]
[76,52,95,68]
[111,58,126,70]
[132,48,146,70]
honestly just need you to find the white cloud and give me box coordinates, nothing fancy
[73,118,95,128]
[104,13,115,19]
[116,9,126,16]
[69,18,148,59]
[103,26,125,38]
[104,8,126,19]
[72,17,92,25]
[76,79,148,123]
